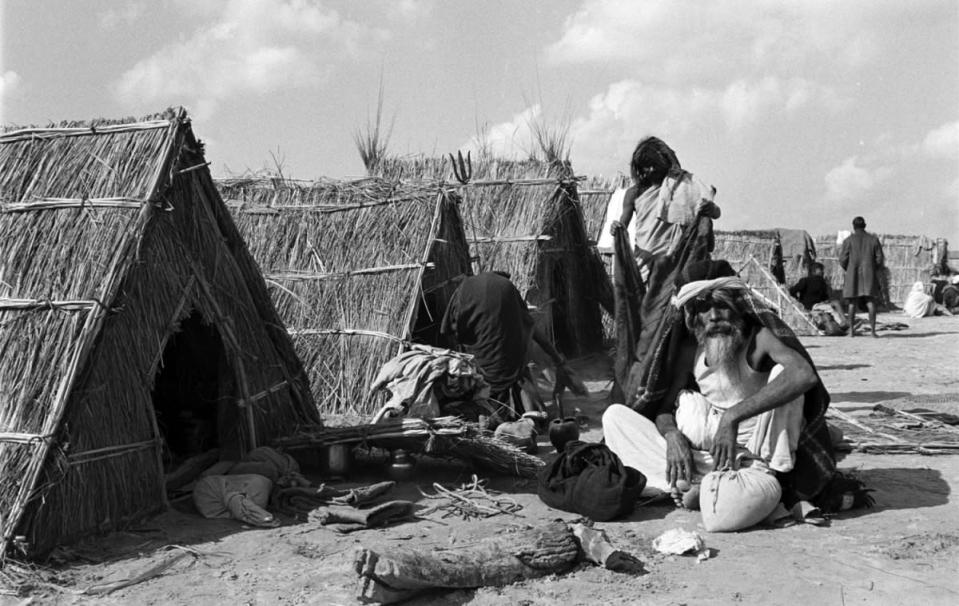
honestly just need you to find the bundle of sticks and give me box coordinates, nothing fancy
[272,416,545,478]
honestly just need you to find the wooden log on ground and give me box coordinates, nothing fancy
[353,521,580,604]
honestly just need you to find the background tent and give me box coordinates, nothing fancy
[219,177,473,419]
[0,109,318,559]
[376,155,608,357]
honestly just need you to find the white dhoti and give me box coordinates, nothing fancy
[603,365,804,496]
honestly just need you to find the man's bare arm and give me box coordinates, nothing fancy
[710,327,817,469]
[654,339,697,485]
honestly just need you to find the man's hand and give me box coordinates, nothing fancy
[710,414,739,471]
[665,430,695,487]
[610,219,623,236]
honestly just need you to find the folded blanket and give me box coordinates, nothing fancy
[308,500,416,533]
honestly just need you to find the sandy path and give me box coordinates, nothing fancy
[6,313,958,606]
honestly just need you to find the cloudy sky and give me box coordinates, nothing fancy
[3,0,957,243]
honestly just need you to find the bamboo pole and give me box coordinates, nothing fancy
[288,327,405,342]
[0,432,52,445]
[0,198,145,213]
[468,235,552,243]
[0,298,101,311]
[0,119,171,143]
[746,255,823,335]
[266,263,433,281]
[232,194,425,214]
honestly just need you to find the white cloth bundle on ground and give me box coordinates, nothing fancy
[904,282,936,318]
[193,474,278,527]
[699,465,782,532]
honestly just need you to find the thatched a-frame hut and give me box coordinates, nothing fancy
[0,109,318,559]
[218,177,473,419]
[376,155,607,357]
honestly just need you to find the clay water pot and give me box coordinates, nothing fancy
[549,417,580,452]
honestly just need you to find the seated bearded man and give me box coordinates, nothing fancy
[603,266,813,512]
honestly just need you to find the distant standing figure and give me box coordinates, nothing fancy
[839,216,884,337]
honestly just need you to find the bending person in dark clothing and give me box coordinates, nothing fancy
[788,262,847,332]
[441,272,572,418]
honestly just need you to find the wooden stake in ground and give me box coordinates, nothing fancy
[353,521,580,604]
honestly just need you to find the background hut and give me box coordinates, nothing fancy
[219,177,473,420]
[0,109,318,559]
[815,233,950,308]
[376,155,608,357]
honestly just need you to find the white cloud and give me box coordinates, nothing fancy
[464,105,541,159]
[113,0,385,117]
[922,121,959,160]
[546,0,898,83]
[824,156,877,202]
[0,71,21,123]
[0,70,21,97]
[390,0,434,21]
[99,3,146,30]
[555,75,850,176]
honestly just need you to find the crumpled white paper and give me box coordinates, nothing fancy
[652,528,706,556]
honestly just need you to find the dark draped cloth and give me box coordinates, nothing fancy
[612,215,838,502]
[441,272,533,393]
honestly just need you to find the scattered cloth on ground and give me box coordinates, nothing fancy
[875,319,909,331]
[699,463,782,532]
[192,474,278,527]
[353,521,580,604]
[228,446,309,488]
[370,349,491,420]
[538,440,646,521]
[308,500,416,533]
[272,481,396,518]
[652,528,706,556]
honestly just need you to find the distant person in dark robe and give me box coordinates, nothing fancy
[440,272,574,418]
[839,216,884,338]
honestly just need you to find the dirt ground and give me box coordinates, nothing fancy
[5,313,959,606]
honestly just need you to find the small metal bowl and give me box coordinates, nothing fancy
[326,443,353,476]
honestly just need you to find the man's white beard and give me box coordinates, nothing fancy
[695,320,747,368]
[703,332,744,368]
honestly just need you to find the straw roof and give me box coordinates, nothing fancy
[219,177,473,419]
[376,155,608,357]
[0,109,318,559]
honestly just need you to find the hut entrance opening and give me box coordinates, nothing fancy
[152,311,234,469]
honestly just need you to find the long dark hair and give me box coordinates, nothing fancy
[630,137,684,188]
